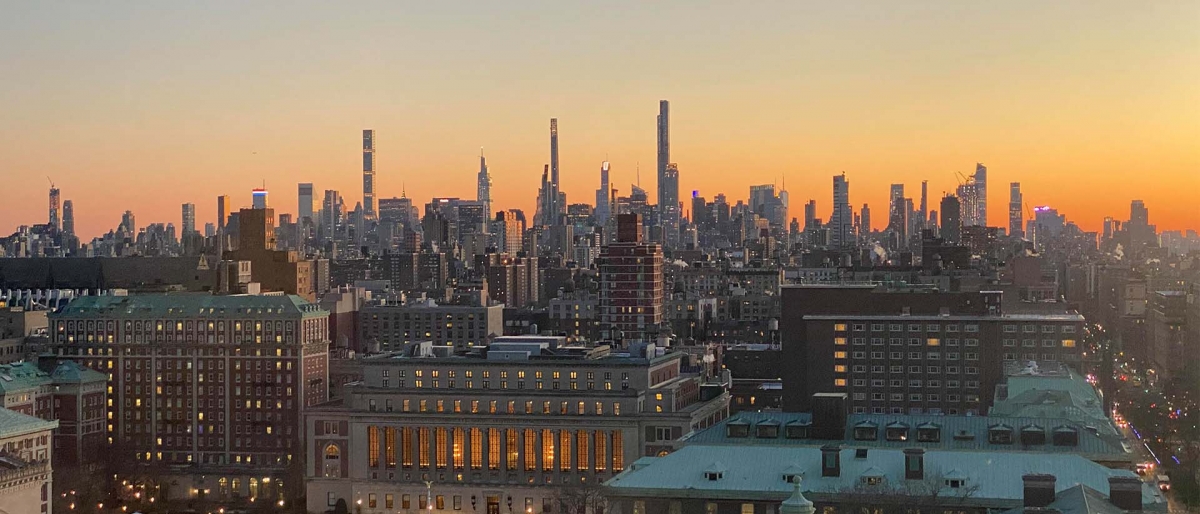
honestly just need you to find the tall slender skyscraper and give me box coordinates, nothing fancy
[477,149,492,217]
[217,195,231,232]
[298,183,314,223]
[595,161,611,226]
[62,200,74,237]
[1008,182,1023,238]
[182,203,196,235]
[656,100,678,248]
[974,163,987,226]
[49,184,61,230]
[363,129,376,219]
[919,180,928,232]
[803,200,817,232]
[830,173,853,248]
[549,118,560,219]
[860,204,871,238]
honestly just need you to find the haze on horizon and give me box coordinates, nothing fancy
[2,1,1198,239]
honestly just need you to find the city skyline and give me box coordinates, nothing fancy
[2,2,1198,238]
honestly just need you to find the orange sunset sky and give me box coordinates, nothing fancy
[2,2,1198,240]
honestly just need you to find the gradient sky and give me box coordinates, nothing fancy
[2,1,1198,240]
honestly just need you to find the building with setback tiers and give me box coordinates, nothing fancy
[46,294,330,501]
[599,214,664,343]
[781,285,1084,415]
[305,337,729,514]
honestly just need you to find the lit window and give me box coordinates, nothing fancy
[834,365,847,373]
[833,351,848,359]
[834,378,847,387]
[834,324,848,332]
[927,338,940,346]
[1062,340,1076,348]
[834,337,848,346]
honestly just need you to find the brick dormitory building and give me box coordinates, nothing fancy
[781,285,1085,415]
[45,294,331,501]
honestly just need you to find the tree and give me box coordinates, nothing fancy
[332,498,349,514]
[555,483,608,514]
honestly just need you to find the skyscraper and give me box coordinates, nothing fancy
[477,148,492,217]
[662,163,680,249]
[656,100,681,248]
[1008,182,1023,238]
[974,163,987,226]
[252,188,268,209]
[919,180,928,232]
[803,200,817,232]
[940,195,961,243]
[830,173,853,248]
[549,118,560,220]
[956,182,978,227]
[62,200,74,237]
[363,129,376,219]
[860,204,871,238]
[48,184,61,230]
[298,183,314,223]
[888,184,907,244]
[217,195,230,231]
[595,161,611,226]
[181,203,196,235]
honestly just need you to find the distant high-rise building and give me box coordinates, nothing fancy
[803,200,817,232]
[956,163,987,227]
[599,214,663,343]
[595,161,612,226]
[749,185,776,216]
[1008,182,1023,238]
[363,129,376,219]
[48,185,61,230]
[830,173,853,248]
[888,184,907,244]
[860,203,871,238]
[657,100,670,217]
[662,163,680,249]
[549,118,561,220]
[940,195,961,244]
[298,183,314,223]
[217,195,230,231]
[62,200,74,237]
[181,203,196,235]
[495,210,524,256]
[656,100,682,249]
[477,148,492,217]
[252,188,268,209]
[974,163,987,226]
[919,180,928,232]
[204,222,215,238]
[120,210,136,235]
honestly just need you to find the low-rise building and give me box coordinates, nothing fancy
[359,299,503,352]
[0,407,57,514]
[305,338,730,514]
[605,394,1159,514]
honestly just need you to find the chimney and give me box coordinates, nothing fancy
[820,445,840,477]
[1108,476,1142,511]
[1023,474,1056,508]
[904,448,925,480]
[812,393,848,440]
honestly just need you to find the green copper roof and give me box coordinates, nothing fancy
[54,294,325,318]
[0,406,57,437]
